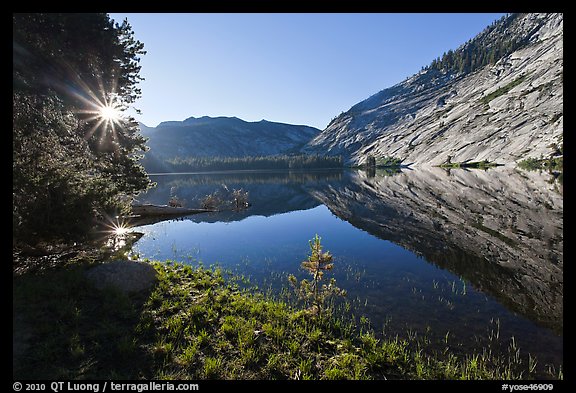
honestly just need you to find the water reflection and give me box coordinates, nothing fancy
[308,167,562,333]
[139,170,341,223]
[136,167,562,344]
[137,168,562,333]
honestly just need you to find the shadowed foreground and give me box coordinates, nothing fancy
[13,259,561,380]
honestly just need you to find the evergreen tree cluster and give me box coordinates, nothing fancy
[158,155,344,173]
[13,13,151,241]
[427,14,535,75]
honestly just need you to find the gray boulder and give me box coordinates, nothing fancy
[86,260,158,294]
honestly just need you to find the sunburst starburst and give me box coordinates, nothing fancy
[99,104,122,122]
[69,77,128,149]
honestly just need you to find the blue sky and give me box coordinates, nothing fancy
[110,13,505,130]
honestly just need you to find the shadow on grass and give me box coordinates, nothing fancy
[13,264,157,379]
[13,261,563,380]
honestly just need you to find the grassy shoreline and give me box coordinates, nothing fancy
[436,160,501,169]
[13,258,561,380]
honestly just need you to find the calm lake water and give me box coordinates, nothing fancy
[131,167,563,374]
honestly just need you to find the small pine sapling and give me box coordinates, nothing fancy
[289,234,346,317]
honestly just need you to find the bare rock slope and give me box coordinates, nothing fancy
[306,13,563,166]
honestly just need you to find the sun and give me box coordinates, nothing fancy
[71,83,127,145]
[99,104,121,122]
[113,224,129,236]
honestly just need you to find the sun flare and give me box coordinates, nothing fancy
[114,225,129,236]
[99,104,121,122]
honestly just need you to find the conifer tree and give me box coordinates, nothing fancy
[13,13,151,241]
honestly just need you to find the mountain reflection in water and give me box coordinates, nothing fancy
[134,167,562,369]
[311,167,563,333]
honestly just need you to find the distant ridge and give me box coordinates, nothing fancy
[139,116,320,169]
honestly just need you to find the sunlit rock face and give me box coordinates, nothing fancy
[308,168,562,332]
[305,13,563,167]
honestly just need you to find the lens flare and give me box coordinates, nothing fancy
[99,104,121,122]
[68,77,127,149]
[112,223,129,236]
[99,215,134,251]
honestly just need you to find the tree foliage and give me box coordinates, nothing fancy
[13,13,151,241]
[144,154,344,173]
[427,14,536,75]
[365,155,376,168]
[289,235,346,317]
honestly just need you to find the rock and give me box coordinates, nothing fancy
[305,13,563,167]
[86,260,158,294]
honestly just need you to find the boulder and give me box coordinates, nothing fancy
[86,260,158,294]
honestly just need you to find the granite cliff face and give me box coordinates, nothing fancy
[308,168,563,332]
[305,13,563,166]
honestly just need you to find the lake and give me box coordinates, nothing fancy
[130,167,563,374]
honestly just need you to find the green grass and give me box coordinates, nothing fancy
[516,155,563,189]
[481,74,528,105]
[517,156,563,172]
[374,156,403,168]
[437,160,500,170]
[13,260,562,380]
[13,264,148,379]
